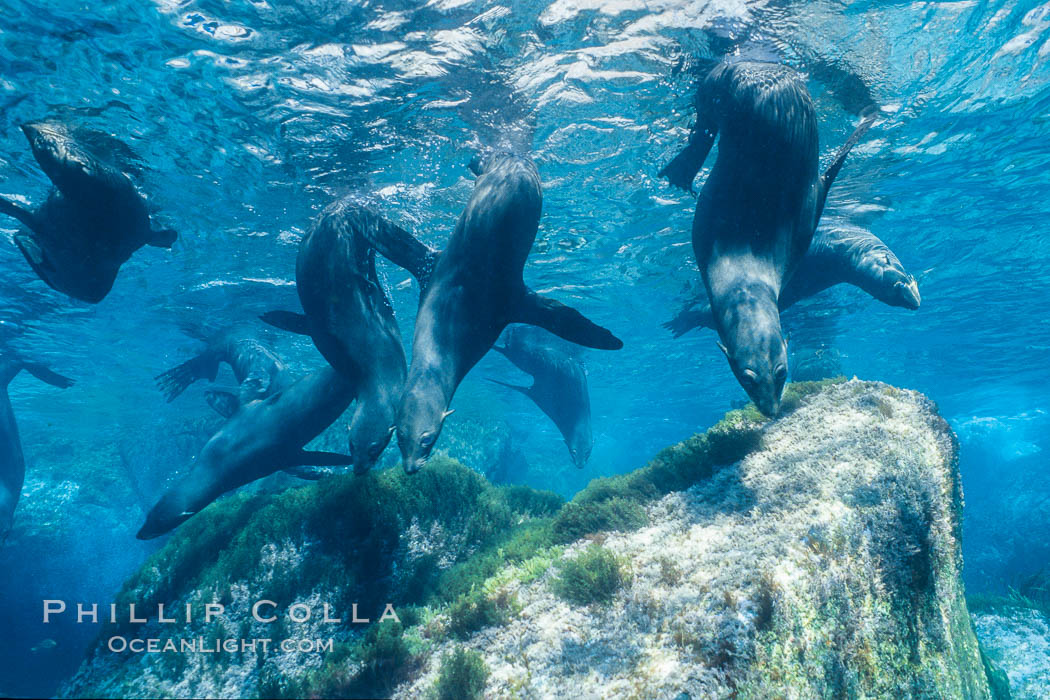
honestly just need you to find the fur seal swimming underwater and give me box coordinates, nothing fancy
[0,121,176,303]
[490,325,592,469]
[136,365,354,539]
[261,198,407,474]
[664,222,921,337]
[365,152,622,473]
[155,327,292,414]
[659,61,874,416]
[0,356,73,544]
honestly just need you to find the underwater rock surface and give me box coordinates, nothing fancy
[62,380,993,699]
[974,607,1050,699]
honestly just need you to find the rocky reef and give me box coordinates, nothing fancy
[62,379,998,699]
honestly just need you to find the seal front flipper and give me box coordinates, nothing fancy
[260,310,312,336]
[658,117,718,192]
[514,290,623,350]
[283,466,337,481]
[817,113,877,219]
[204,389,240,419]
[0,195,37,230]
[487,377,533,398]
[361,218,440,289]
[291,450,354,467]
[148,227,177,248]
[23,363,74,389]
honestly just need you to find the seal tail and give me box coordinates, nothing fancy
[818,113,877,219]
[155,353,219,403]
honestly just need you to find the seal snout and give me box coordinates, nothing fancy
[896,278,922,310]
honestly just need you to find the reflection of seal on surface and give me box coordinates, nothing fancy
[665,222,920,337]
[0,357,73,544]
[136,365,355,539]
[490,325,592,469]
[660,61,874,416]
[262,198,407,474]
[366,152,622,473]
[0,121,176,303]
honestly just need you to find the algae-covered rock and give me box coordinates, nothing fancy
[62,380,994,699]
[397,380,992,699]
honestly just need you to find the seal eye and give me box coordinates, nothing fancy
[741,369,759,388]
[368,442,384,460]
[419,432,436,449]
[774,365,787,387]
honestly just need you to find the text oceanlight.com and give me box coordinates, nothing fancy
[43,599,401,654]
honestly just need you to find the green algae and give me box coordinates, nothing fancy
[434,647,488,700]
[552,544,628,606]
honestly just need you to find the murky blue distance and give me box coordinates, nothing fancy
[1,0,1049,696]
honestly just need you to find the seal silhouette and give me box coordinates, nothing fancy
[136,365,355,539]
[366,152,622,473]
[664,222,920,337]
[0,356,73,544]
[262,198,407,474]
[0,121,176,302]
[155,326,292,414]
[490,325,592,469]
[660,61,874,416]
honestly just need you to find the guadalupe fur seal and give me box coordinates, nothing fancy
[137,365,354,539]
[0,356,73,544]
[0,121,176,303]
[365,152,622,473]
[155,327,292,414]
[261,198,407,474]
[490,326,592,469]
[659,61,874,416]
[664,222,920,337]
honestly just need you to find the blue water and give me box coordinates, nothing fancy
[1,0,1049,696]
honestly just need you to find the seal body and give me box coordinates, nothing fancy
[155,327,292,410]
[492,326,592,469]
[366,153,621,473]
[0,358,73,543]
[1,121,175,303]
[665,222,921,337]
[137,365,355,539]
[660,61,873,415]
[262,199,407,474]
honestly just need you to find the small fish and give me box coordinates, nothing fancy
[31,638,57,652]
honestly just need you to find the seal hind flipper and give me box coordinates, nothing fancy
[664,303,716,338]
[23,363,74,389]
[817,114,876,219]
[260,310,312,336]
[292,450,354,467]
[514,290,623,350]
[155,352,220,402]
[204,389,240,419]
